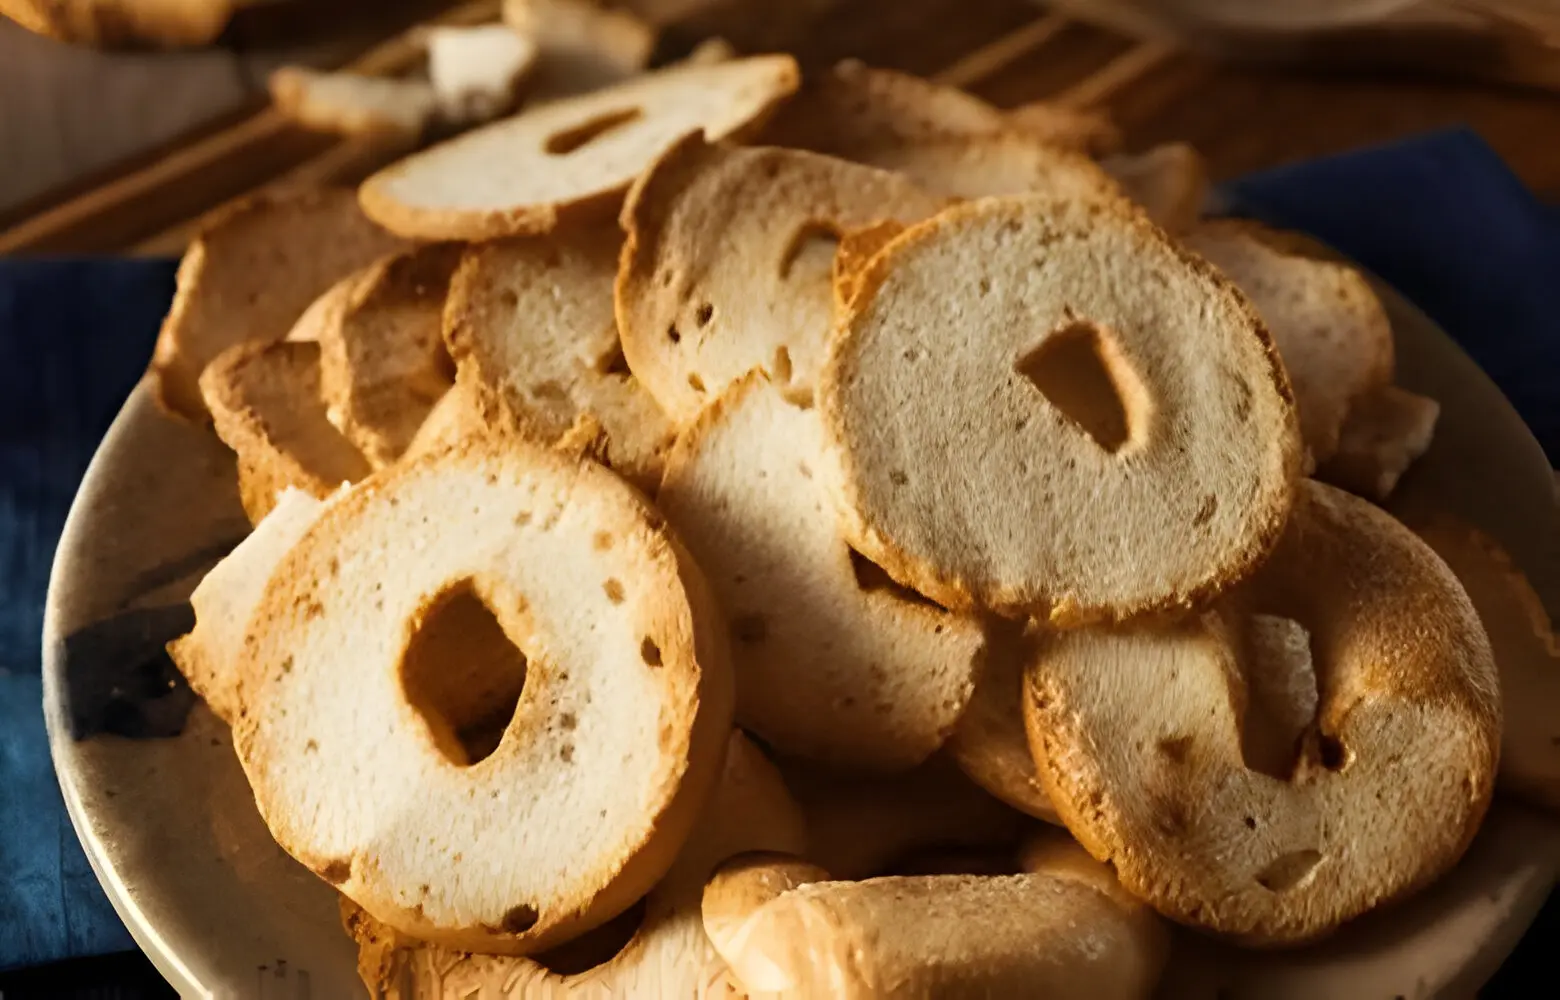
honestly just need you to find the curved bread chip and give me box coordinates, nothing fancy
[269,67,437,141]
[1025,481,1500,943]
[401,380,489,463]
[1005,98,1122,156]
[1412,516,1560,812]
[659,374,983,770]
[702,849,1165,999]
[822,195,1301,623]
[617,136,944,423]
[787,756,1024,881]
[168,486,340,723]
[1100,142,1208,233]
[425,23,537,126]
[764,59,1117,157]
[1185,219,1394,468]
[233,439,734,954]
[152,187,408,420]
[854,132,1123,205]
[1319,383,1439,501]
[200,340,370,524]
[345,731,804,998]
[359,55,799,240]
[443,227,673,492]
[502,0,655,99]
[946,625,1060,823]
[318,242,462,468]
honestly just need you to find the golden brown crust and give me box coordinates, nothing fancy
[821,194,1301,623]
[2,0,235,47]
[231,438,734,954]
[1026,481,1501,944]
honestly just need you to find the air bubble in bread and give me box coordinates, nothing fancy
[1025,480,1501,944]
[232,439,734,954]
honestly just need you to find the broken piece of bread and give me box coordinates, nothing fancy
[1101,142,1208,233]
[1319,383,1440,500]
[424,23,538,126]
[659,373,984,770]
[359,54,800,241]
[317,242,462,469]
[200,340,370,524]
[822,195,1302,623]
[232,438,734,954]
[152,188,408,421]
[269,67,438,143]
[617,135,944,423]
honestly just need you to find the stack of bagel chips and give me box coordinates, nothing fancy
[155,32,1552,999]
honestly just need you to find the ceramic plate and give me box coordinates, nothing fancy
[43,284,1560,999]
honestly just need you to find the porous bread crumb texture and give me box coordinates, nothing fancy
[152,187,408,421]
[658,373,983,771]
[821,194,1302,624]
[1025,480,1501,944]
[616,135,946,425]
[1185,219,1395,469]
[199,339,370,524]
[230,439,733,955]
[443,224,673,493]
[358,54,800,241]
[342,731,804,998]
[269,67,438,142]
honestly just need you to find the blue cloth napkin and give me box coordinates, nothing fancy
[1,128,1557,972]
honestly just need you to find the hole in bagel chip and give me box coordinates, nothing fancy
[530,897,647,975]
[544,106,644,155]
[400,579,529,766]
[780,222,841,281]
[1016,320,1144,454]
[1236,613,1320,780]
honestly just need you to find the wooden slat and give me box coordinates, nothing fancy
[0,0,500,255]
[1051,39,1178,108]
[932,13,1071,88]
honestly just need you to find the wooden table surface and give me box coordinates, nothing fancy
[3,0,1558,254]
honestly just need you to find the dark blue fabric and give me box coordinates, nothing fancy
[1,258,175,970]
[1220,127,1560,464]
[2,129,1559,972]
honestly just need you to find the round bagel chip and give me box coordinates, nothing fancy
[358,54,800,240]
[821,194,1302,623]
[1024,481,1501,944]
[232,439,734,955]
[617,135,945,424]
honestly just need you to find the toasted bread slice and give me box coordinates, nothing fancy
[1100,142,1208,233]
[617,136,944,423]
[503,0,656,98]
[1185,219,1394,468]
[946,624,1060,823]
[851,132,1124,205]
[269,67,437,142]
[359,55,799,241]
[763,59,1117,157]
[200,340,370,524]
[1006,98,1122,156]
[1411,517,1560,812]
[822,195,1301,623]
[232,439,734,954]
[425,23,537,126]
[151,188,408,420]
[659,374,984,770]
[168,487,340,723]
[2,0,236,47]
[443,227,673,492]
[345,731,804,998]
[401,379,489,463]
[1319,383,1439,500]
[1026,481,1501,944]
[702,847,1166,999]
[317,243,462,468]
[785,756,1025,881]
